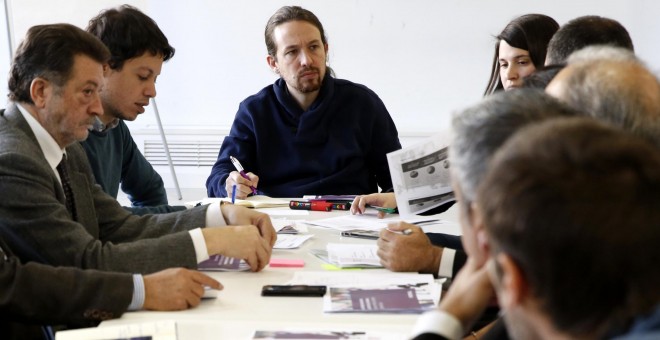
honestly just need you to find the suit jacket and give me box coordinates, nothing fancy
[0,103,207,273]
[0,237,132,340]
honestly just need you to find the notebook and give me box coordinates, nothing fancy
[186,195,290,209]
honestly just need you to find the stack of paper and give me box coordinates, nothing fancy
[325,243,382,268]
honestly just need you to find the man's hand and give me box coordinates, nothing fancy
[143,268,222,311]
[221,204,277,247]
[351,193,397,218]
[438,257,495,332]
[225,171,259,199]
[377,222,442,273]
[202,225,272,272]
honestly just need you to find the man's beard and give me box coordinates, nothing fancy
[294,68,323,93]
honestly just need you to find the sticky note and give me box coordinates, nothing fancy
[269,258,305,268]
[321,264,362,271]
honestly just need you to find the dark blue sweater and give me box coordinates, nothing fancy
[206,76,401,197]
[81,120,185,215]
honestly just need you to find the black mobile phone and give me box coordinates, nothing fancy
[261,285,327,297]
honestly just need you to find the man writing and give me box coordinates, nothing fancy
[206,6,401,199]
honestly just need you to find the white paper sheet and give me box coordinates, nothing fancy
[274,234,314,249]
[326,243,381,267]
[304,213,447,232]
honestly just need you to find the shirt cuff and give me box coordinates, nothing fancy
[128,274,145,310]
[189,228,210,263]
[439,248,457,279]
[411,309,464,340]
[205,201,227,227]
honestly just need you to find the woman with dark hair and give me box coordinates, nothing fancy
[484,14,559,95]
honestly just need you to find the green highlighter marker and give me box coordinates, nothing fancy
[368,205,398,214]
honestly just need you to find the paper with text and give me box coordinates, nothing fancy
[326,243,382,268]
[387,132,455,216]
[274,234,313,249]
[304,213,449,232]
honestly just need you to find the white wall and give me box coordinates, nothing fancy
[1,0,660,191]
[144,0,660,136]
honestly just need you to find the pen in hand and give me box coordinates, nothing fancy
[229,156,258,195]
[385,227,413,235]
[368,205,397,214]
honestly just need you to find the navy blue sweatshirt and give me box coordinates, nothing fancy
[206,76,401,197]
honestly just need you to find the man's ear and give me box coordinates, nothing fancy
[102,63,112,77]
[471,202,491,257]
[494,253,529,310]
[266,55,278,74]
[30,77,50,108]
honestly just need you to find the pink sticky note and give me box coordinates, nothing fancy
[269,258,305,268]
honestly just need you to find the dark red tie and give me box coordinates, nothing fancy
[57,155,77,221]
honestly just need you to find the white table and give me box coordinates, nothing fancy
[96,204,461,339]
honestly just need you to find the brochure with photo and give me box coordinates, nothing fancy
[324,284,435,314]
[387,132,455,216]
[198,254,250,271]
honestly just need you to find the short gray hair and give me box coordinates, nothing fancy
[566,45,636,64]
[449,89,578,201]
[553,52,660,148]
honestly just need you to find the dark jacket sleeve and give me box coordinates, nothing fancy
[364,91,401,193]
[0,142,205,273]
[0,244,132,326]
[426,233,464,251]
[125,203,188,216]
[206,104,256,198]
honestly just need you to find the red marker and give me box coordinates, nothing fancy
[289,200,333,212]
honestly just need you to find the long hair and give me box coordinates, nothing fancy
[484,14,559,96]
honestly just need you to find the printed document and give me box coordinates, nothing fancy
[387,132,455,216]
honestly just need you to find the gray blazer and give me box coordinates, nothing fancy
[0,103,207,273]
[0,237,132,340]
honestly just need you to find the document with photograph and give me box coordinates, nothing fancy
[198,254,250,271]
[323,284,436,314]
[387,132,455,216]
